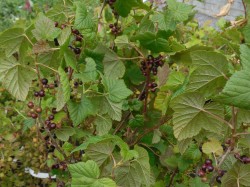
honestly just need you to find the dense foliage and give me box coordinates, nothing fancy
[0,0,250,186]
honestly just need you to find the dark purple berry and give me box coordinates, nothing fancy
[52,164,59,169]
[54,38,59,46]
[52,108,57,114]
[31,113,38,119]
[41,78,48,85]
[109,24,114,28]
[198,170,205,177]
[72,29,80,35]
[201,164,207,172]
[34,91,39,97]
[39,90,45,97]
[54,22,59,27]
[216,176,222,183]
[76,35,82,42]
[61,24,67,29]
[205,159,212,166]
[74,47,81,54]
[49,123,57,130]
[48,115,54,121]
[207,165,214,172]
[35,107,42,113]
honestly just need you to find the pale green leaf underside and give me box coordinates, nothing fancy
[170,92,224,141]
[58,67,71,103]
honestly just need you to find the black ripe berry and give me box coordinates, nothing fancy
[49,123,57,130]
[52,108,57,114]
[205,159,212,165]
[76,35,83,42]
[201,164,207,172]
[48,115,54,121]
[39,90,45,97]
[72,29,80,35]
[216,176,222,183]
[52,164,59,169]
[206,165,214,172]
[74,81,79,88]
[27,101,34,109]
[54,22,59,27]
[54,38,59,46]
[34,91,39,97]
[41,78,48,85]
[74,47,81,54]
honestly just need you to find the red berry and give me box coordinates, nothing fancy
[61,24,67,29]
[205,159,212,165]
[109,24,114,28]
[198,170,205,177]
[27,101,34,109]
[76,35,83,42]
[72,29,80,35]
[35,107,42,113]
[218,170,227,176]
[54,22,59,27]
[31,113,38,119]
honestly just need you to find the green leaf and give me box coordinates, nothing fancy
[165,155,179,169]
[75,58,98,82]
[240,44,250,70]
[187,51,228,96]
[103,77,132,103]
[115,146,153,187]
[58,27,71,46]
[55,127,75,142]
[222,162,250,187]
[68,160,116,187]
[202,139,223,156]
[68,96,96,126]
[151,0,193,31]
[114,35,129,48]
[220,154,237,171]
[170,92,224,140]
[95,45,125,79]
[216,70,250,109]
[93,115,112,136]
[132,31,171,53]
[129,115,144,128]
[85,141,115,166]
[64,49,77,71]
[32,13,61,41]
[189,177,209,187]
[114,0,139,17]
[164,71,185,91]
[154,90,171,115]
[101,97,123,121]
[74,2,97,30]
[58,67,70,103]
[0,56,35,101]
[177,138,192,154]
[183,144,201,161]
[56,84,66,111]
[0,28,25,57]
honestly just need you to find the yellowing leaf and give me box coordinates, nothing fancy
[202,139,223,156]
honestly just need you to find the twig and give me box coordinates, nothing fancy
[168,168,178,187]
[98,1,106,20]
[139,143,160,157]
[113,112,131,135]
[242,0,247,18]
[234,132,250,137]
[130,116,172,146]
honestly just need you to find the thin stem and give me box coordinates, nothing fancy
[139,143,160,157]
[23,34,34,46]
[234,132,250,137]
[213,152,218,166]
[118,56,143,60]
[98,0,106,19]
[168,168,178,187]
[130,44,145,58]
[242,0,247,18]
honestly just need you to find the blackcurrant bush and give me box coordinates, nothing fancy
[41,78,48,85]
[27,101,34,108]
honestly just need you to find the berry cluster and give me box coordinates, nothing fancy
[54,21,67,30]
[27,101,42,119]
[140,55,164,76]
[52,162,67,171]
[216,170,227,184]
[109,23,122,35]
[44,108,58,131]
[34,78,57,98]
[234,153,250,164]
[198,159,214,179]
[148,82,158,92]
